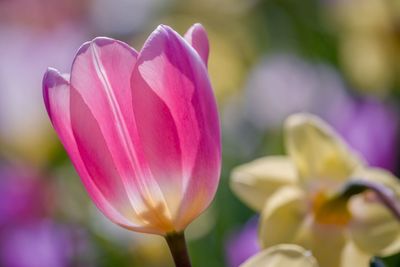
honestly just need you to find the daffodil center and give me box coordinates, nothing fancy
[312,191,351,226]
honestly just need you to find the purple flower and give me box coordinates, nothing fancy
[0,167,51,226]
[225,217,260,267]
[0,166,90,267]
[243,54,348,130]
[0,220,73,267]
[0,25,87,164]
[241,53,399,172]
[328,98,398,171]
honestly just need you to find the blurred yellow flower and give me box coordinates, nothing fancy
[231,113,400,267]
[240,244,318,267]
[328,0,400,96]
[147,0,265,104]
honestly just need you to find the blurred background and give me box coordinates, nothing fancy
[0,0,400,266]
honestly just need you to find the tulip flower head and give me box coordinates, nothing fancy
[43,24,221,236]
[231,113,400,267]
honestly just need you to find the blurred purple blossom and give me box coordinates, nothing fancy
[0,166,52,226]
[223,53,352,157]
[0,25,87,163]
[328,98,399,171]
[225,217,260,267]
[0,165,90,267]
[89,0,169,35]
[0,0,88,29]
[0,25,86,135]
[243,54,349,130]
[0,220,74,267]
[239,53,399,171]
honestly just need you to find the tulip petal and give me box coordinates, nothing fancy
[349,168,400,256]
[43,68,146,231]
[69,37,171,233]
[240,244,319,267]
[184,23,209,66]
[259,186,306,248]
[231,156,298,211]
[285,113,363,185]
[131,25,220,230]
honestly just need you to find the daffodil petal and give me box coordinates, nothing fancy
[340,241,371,267]
[379,235,400,256]
[296,222,347,267]
[352,167,400,196]
[285,113,362,184]
[350,210,400,256]
[349,193,400,256]
[259,186,306,247]
[231,156,298,211]
[240,244,319,267]
[349,168,400,256]
[279,225,365,267]
[261,194,347,267]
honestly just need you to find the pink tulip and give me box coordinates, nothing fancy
[42,24,221,235]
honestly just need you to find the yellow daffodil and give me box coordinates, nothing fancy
[240,244,319,267]
[231,113,400,267]
[328,0,400,95]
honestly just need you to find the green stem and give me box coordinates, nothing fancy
[165,232,192,267]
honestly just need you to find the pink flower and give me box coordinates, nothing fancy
[42,24,221,235]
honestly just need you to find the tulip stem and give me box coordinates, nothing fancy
[165,231,192,267]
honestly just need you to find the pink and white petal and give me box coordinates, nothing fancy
[132,25,221,228]
[175,134,221,230]
[70,37,168,224]
[184,23,209,66]
[231,156,298,211]
[43,68,151,232]
[240,244,319,267]
[285,113,363,185]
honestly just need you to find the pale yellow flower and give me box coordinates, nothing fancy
[231,113,400,267]
[327,0,400,96]
[240,244,319,267]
